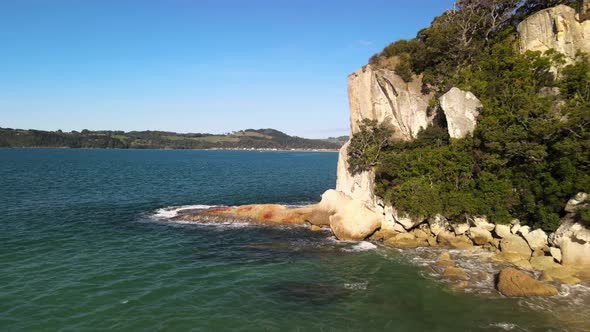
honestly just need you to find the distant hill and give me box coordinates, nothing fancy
[0,127,343,150]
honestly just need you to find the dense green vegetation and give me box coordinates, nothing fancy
[351,0,589,231]
[0,128,342,150]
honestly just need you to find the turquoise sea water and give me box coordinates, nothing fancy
[1,149,589,331]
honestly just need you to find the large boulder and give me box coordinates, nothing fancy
[523,229,548,251]
[451,222,470,236]
[518,5,590,65]
[500,235,532,259]
[392,208,425,230]
[428,214,449,236]
[437,231,474,250]
[494,224,512,238]
[440,87,482,139]
[467,227,493,245]
[549,216,590,268]
[384,233,427,249]
[496,267,559,297]
[316,190,382,241]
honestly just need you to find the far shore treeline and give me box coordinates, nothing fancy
[0,127,347,150]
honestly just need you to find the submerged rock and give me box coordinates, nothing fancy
[496,268,559,297]
[443,266,470,281]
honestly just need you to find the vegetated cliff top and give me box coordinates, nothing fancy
[0,127,343,150]
[347,0,589,232]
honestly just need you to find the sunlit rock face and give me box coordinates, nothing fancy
[517,5,590,64]
[336,65,434,206]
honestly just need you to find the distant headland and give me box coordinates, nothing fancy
[0,127,347,151]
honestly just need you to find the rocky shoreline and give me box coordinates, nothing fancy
[169,191,589,298]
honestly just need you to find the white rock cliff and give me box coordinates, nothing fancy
[517,5,590,63]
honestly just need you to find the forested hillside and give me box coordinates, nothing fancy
[0,127,342,150]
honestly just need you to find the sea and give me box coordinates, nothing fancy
[1,148,589,331]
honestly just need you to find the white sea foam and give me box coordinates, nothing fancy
[341,241,377,252]
[488,323,517,330]
[152,205,216,219]
[344,282,368,290]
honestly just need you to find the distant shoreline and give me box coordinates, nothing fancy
[0,146,339,153]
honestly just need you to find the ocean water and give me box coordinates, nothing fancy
[1,148,589,331]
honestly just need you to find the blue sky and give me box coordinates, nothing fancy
[0,0,453,138]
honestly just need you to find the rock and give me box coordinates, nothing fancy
[513,259,534,271]
[469,216,495,232]
[411,228,430,240]
[518,5,590,65]
[443,266,470,281]
[427,236,438,247]
[494,224,511,238]
[438,251,452,261]
[381,205,407,234]
[491,238,501,249]
[523,229,548,251]
[511,223,521,235]
[315,190,382,241]
[543,266,577,281]
[494,252,529,264]
[564,192,589,213]
[496,268,559,297]
[560,277,581,285]
[439,87,482,139]
[451,222,470,236]
[448,281,470,290]
[310,224,322,232]
[393,208,425,231]
[500,235,532,259]
[530,256,562,271]
[428,214,449,236]
[435,260,455,269]
[532,249,545,258]
[550,247,562,263]
[437,231,474,250]
[468,227,493,245]
[193,204,315,225]
[518,226,531,237]
[384,233,427,249]
[549,216,590,268]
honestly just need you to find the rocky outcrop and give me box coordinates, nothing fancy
[517,5,590,64]
[346,66,434,141]
[496,268,559,297]
[336,66,434,206]
[439,87,482,139]
[173,204,315,225]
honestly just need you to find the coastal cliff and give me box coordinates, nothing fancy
[324,2,590,273]
[336,66,434,206]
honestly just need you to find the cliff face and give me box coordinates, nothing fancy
[517,4,590,63]
[336,66,434,205]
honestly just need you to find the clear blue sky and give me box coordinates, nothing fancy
[0,0,453,138]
